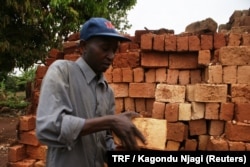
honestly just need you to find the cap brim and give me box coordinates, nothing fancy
[91,33,131,42]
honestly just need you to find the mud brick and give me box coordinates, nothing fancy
[112,68,122,83]
[129,83,155,98]
[242,33,250,46]
[194,84,227,102]
[34,160,46,167]
[198,50,211,66]
[8,144,26,162]
[141,33,154,50]
[165,103,179,122]
[109,83,128,97]
[134,30,148,43]
[19,130,40,146]
[228,33,241,46]
[208,120,225,136]
[152,101,165,119]
[155,68,167,83]
[198,135,209,151]
[178,103,191,121]
[141,52,168,67]
[165,34,177,51]
[145,99,154,116]
[206,137,229,151]
[205,65,222,83]
[129,42,140,50]
[165,140,180,151]
[119,42,130,53]
[225,121,250,142]
[124,97,135,111]
[189,119,207,136]
[179,70,190,85]
[167,122,187,142]
[223,66,237,84]
[219,46,250,65]
[135,98,146,113]
[34,78,43,90]
[26,145,47,160]
[237,66,250,84]
[205,102,220,120]
[166,69,179,84]
[191,102,205,120]
[246,143,250,151]
[35,66,48,79]
[231,84,250,103]
[133,67,144,83]
[103,66,112,83]
[200,34,213,50]
[113,52,140,68]
[67,32,80,41]
[8,158,36,167]
[155,84,186,103]
[214,33,226,49]
[184,139,197,151]
[153,34,165,51]
[49,48,64,59]
[235,103,250,123]
[32,90,40,106]
[186,84,195,101]
[19,115,36,131]
[177,35,188,51]
[63,41,80,54]
[145,68,156,83]
[115,98,124,114]
[228,141,246,151]
[190,70,201,84]
[169,53,198,69]
[122,68,133,83]
[219,103,234,121]
[188,35,200,51]
[63,53,80,61]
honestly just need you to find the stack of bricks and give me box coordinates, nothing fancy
[7,13,250,166]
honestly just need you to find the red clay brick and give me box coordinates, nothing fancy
[213,33,226,49]
[201,34,213,50]
[133,67,144,83]
[179,70,190,85]
[225,121,250,142]
[153,34,165,51]
[231,84,250,103]
[208,120,225,136]
[189,119,207,136]
[141,33,154,50]
[35,66,48,79]
[167,122,187,142]
[115,98,124,114]
[145,69,156,83]
[237,66,250,84]
[165,103,178,122]
[152,101,165,119]
[19,130,40,146]
[129,83,155,98]
[190,70,202,84]
[155,68,167,83]
[19,115,36,131]
[122,68,133,83]
[169,53,198,69]
[235,103,250,123]
[167,69,179,84]
[26,145,47,160]
[219,103,234,121]
[113,52,140,68]
[228,141,246,151]
[242,33,250,46]
[228,33,241,46]
[206,137,229,151]
[184,139,197,151]
[223,66,237,84]
[8,144,26,162]
[124,97,135,111]
[198,50,211,66]
[177,35,188,51]
[135,98,146,113]
[165,34,176,51]
[112,68,122,83]
[188,35,200,51]
[205,103,220,120]
[141,52,168,67]
[109,83,129,97]
[205,65,222,84]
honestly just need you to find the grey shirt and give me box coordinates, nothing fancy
[36,57,115,167]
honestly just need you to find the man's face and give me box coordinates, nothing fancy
[83,36,119,73]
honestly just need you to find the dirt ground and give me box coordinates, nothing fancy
[0,116,19,167]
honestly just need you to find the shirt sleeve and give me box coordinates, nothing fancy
[36,61,85,150]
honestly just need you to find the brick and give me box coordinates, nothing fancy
[153,34,165,51]
[231,84,250,103]
[205,102,220,120]
[228,141,246,151]
[63,41,79,54]
[208,120,225,136]
[115,98,124,114]
[135,98,146,113]
[169,53,198,69]
[223,66,237,84]
[194,84,227,102]
[178,70,190,85]
[112,68,122,82]
[177,35,188,51]
[166,69,179,84]
[141,33,154,50]
[188,35,200,51]
[133,67,144,83]
[165,34,176,51]
[8,158,36,167]
[122,68,133,83]
[119,42,130,53]
[201,34,213,50]
[198,135,209,151]
[205,65,222,83]
[206,137,229,151]
[219,103,234,121]
[36,66,48,79]
[189,119,207,136]
[198,50,211,66]
[165,140,180,151]
[49,48,64,59]
[109,83,128,97]
[113,52,140,68]
[152,101,165,119]
[145,69,156,83]
[219,46,250,65]
[213,33,226,49]
[184,139,197,151]
[228,33,241,46]
[235,103,250,123]
[124,97,135,111]
[19,115,36,131]
[34,78,43,90]
[165,103,179,122]
[63,53,80,61]
[129,42,140,51]
[178,103,191,121]
[225,121,250,142]
[242,33,250,46]
[237,66,250,84]
[26,145,47,160]
[141,52,168,67]
[104,66,112,83]
[155,68,167,83]
[19,130,40,146]
[190,70,201,84]
[34,160,46,167]
[142,98,154,117]
[129,83,155,98]
[186,84,195,101]
[8,144,26,162]
[191,102,205,120]
[155,84,186,103]
[167,122,187,142]
[246,143,250,151]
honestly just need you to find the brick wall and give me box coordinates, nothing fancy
[7,12,250,166]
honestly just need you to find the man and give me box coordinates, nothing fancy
[36,17,146,167]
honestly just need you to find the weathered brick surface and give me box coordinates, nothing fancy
[169,53,198,69]
[225,121,250,142]
[165,34,176,51]
[208,120,225,136]
[19,115,36,131]
[8,144,26,162]
[235,103,250,123]
[165,103,179,122]
[141,33,154,50]
[206,137,229,151]
[201,34,213,50]
[177,36,188,51]
[219,103,234,121]
[205,65,222,84]
[198,50,211,66]
[214,33,226,49]
[231,84,250,103]
[167,122,187,142]
[189,119,207,136]
[188,35,200,51]
[178,103,192,121]
[237,65,250,84]
[153,34,165,51]
[141,52,168,67]
[113,52,140,68]
[152,101,165,119]
[109,83,129,97]
[223,66,237,84]
[129,83,156,98]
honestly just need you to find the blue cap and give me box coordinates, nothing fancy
[80,17,131,42]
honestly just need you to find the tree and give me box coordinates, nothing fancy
[0,0,136,76]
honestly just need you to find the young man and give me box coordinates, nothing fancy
[36,17,146,167]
